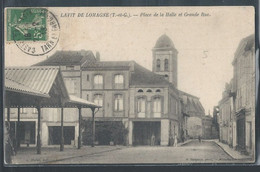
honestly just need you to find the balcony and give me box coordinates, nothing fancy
[136,112,162,118]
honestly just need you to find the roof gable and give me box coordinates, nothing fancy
[34,50,96,66]
[179,90,205,117]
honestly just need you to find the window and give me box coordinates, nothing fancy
[165,74,169,80]
[156,59,161,71]
[115,74,124,84]
[86,94,89,101]
[94,75,103,89]
[153,97,162,117]
[21,108,26,113]
[33,108,38,114]
[137,97,146,117]
[155,89,161,93]
[94,94,103,106]
[164,59,169,71]
[114,74,124,89]
[87,74,89,81]
[147,89,152,93]
[137,89,143,93]
[114,94,123,111]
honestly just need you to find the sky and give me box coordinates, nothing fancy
[5,7,255,115]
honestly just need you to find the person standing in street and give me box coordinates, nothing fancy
[151,134,155,146]
[169,135,174,146]
[173,134,178,147]
[198,135,201,143]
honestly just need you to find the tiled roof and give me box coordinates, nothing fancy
[83,59,172,87]
[179,90,199,99]
[193,99,205,112]
[153,34,176,50]
[5,66,59,97]
[179,90,205,116]
[5,78,49,97]
[186,98,198,112]
[233,34,255,62]
[82,61,132,69]
[130,62,172,87]
[34,50,96,66]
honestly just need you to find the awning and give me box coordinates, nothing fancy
[5,66,101,109]
[66,95,101,108]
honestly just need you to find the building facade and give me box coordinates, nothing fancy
[179,91,205,140]
[217,34,255,155]
[202,115,218,139]
[6,34,205,147]
[218,82,234,146]
[232,34,255,155]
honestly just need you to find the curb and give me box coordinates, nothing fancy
[212,140,235,160]
[211,140,251,161]
[178,139,193,146]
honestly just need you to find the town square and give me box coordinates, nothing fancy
[3,7,255,164]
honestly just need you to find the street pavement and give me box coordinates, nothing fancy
[59,140,234,164]
[11,140,251,164]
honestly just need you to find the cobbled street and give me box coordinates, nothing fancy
[12,140,248,164]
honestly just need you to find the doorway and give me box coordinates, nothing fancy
[9,121,36,144]
[48,126,75,145]
[237,114,245,150]
[133,121,161,146]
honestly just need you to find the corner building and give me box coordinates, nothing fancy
[33,34,205,146]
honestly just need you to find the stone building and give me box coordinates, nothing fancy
[232,34,255,155]
[6,34,205,146]
[201,111,219,140]
[217,34,255,155]
[179,91,205,139]
[218,82,234,146]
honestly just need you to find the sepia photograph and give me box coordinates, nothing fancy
[3,6,256,164]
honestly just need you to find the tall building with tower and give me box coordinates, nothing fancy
[6,34,205,147]
[152,34,178,87]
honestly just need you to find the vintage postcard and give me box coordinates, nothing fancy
[3,7,255,164]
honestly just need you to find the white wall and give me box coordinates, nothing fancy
[161,119,169,145]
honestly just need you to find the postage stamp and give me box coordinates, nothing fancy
[6,8,60,56]
[7,8,47,41]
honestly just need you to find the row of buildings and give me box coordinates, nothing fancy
[217,34,255,156]
[6,34,216,147]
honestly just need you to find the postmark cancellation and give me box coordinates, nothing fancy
[6,8,60,56]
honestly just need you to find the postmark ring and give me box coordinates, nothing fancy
[11,8,60,56]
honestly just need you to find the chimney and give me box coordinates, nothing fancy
[96,51,100,61]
